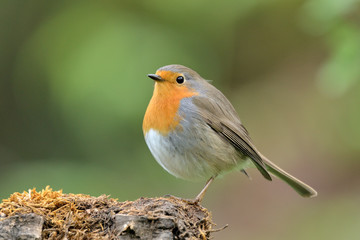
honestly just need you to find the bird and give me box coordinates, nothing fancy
[143,64,317,203]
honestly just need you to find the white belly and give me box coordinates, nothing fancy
[144,128,250,181]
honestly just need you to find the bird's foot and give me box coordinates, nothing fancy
[162,194,200,205]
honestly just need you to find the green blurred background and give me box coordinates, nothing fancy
[1,0,360,239]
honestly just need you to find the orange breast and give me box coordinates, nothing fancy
[143,82,198,135]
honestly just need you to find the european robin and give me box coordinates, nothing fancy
[143,64,317,202]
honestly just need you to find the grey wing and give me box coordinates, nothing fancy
[192,95,272,181]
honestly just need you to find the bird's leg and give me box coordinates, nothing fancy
[163,176,216,205]
[193,176,215,203]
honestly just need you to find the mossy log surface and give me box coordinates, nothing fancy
[0,187,215,240]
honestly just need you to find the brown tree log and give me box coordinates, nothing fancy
[0,187,217,240]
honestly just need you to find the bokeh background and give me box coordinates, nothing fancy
[1,0,360,239]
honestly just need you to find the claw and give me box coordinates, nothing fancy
[162,176,216,205]
[162,194,200,205]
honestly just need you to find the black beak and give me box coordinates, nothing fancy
[147,74,163,81]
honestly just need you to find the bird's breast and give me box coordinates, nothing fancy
[143,83,198,136]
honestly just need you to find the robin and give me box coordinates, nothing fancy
[143,64,317,203]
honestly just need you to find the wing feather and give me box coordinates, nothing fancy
[192,95,272,181]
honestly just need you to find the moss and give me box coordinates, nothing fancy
[0,186,214,239]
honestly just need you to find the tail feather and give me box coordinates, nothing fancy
[261,155,317,198]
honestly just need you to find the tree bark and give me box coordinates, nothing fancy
[0,213,43,240]
[0,188,216,240]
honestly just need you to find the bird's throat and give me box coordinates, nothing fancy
[143,82,198,136]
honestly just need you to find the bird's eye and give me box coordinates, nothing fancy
[176,76,185,84]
